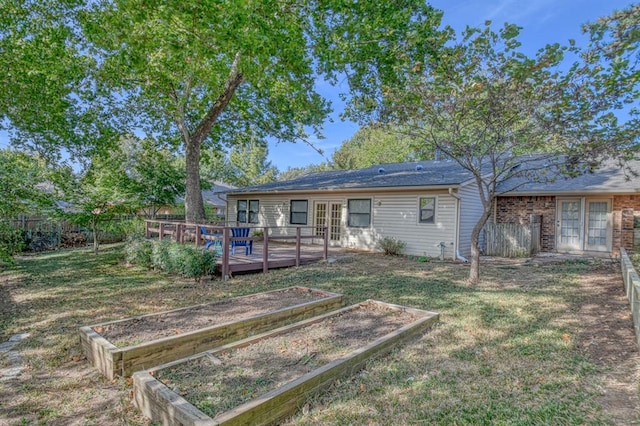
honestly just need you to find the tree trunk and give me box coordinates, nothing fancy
[468,206,493,284]
[178,53,244,225]
[184,139,206,223]
[92,218,99,255]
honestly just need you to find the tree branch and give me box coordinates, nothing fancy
[191,53,244,146]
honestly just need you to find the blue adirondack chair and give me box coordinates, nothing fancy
[200,226,223,255]
[231,227,253,255]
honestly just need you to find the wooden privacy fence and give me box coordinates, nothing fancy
[145,220,329,278]
[483,222,541,258]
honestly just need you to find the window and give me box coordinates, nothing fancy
[419,197,436,224]
[237,199,260,223]
[348,199,371,227]
[236,200,247,223]
[290,200,308,225]
[248,200,259,223]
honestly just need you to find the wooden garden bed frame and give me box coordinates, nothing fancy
[133,300,439,425]
[79,287,344,380]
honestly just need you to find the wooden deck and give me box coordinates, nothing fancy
[221,242,332,275]
[145,220,334,279]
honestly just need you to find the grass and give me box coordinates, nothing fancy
[0,244,635,425]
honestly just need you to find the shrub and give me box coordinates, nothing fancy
[0,222,25,265]
[127,237,216,281]
[124,236,153,269]
[376,237,406,256]
[151,238,174,271]
[175,245,216,280]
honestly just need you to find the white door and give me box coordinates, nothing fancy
[314,202,342,244]
[556,199,582,251]
[584,200,612,252]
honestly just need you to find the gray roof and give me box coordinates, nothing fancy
[202,182,236,206]
[228,160,477,194]
[498,157,640,195]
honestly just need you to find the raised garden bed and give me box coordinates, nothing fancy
[133,300,439,425]
[79,287,344,380]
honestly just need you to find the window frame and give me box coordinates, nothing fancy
[236,199,260,224]
[236,200,247,223]
[419,197,436,224]
[347,198,372,228]
[289,199,308,225]
[248,200,260,224]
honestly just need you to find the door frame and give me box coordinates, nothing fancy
[313,201,343,246]
[555,197,612,253]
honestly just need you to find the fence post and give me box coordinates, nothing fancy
[158,222,164,241]
[195,225,201,247]
[222,227,230,280]
[263,227,269,273]
[323,226,329,260]
[295,227,301,267]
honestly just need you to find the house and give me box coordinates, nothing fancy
[152,182,235,218]
[493,158,640,256]
[225,160,488,260]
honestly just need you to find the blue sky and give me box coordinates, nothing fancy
[1,1,634,170]
[268,0,635,171]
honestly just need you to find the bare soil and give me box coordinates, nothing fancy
[96,287,329,347]
[155,303,421,419]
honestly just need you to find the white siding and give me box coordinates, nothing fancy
[372,193,458,259]
[457,180,485,258]
[228,190,461,258]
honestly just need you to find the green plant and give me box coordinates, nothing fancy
[151,238,174,272]
[376,237,406,256]
[176,245,216,280]
[124,236,153,269]
[0,222,26,264]
[252,230,264,238]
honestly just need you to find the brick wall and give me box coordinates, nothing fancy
[495,196,556,251]
[613,195,640,254]
[496,194,640,255]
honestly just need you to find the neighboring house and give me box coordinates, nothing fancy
[494,158,640,256]
[225,160,488,260]
[153,182,236,217]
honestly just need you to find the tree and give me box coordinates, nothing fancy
[332,124,431,169]
[0,149,55,263]
[120,138,186,218]
[54,153,137,255]
[0,149,54,218]
[384,21,639,284]
[278,163,334,181]
[201,140,278,187]
[74,0,445,222]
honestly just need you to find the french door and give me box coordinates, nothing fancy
[314,202,342,244]
[556,198,611,252]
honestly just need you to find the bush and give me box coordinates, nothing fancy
[124,236,153,269]
[151,238,174,271]
[376,237,406,256]
[0,222,25,265]
[127,237,216,281]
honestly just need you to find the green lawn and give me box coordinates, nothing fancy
[0,245,637,425]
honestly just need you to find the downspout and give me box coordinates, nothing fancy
[449,188,467,262]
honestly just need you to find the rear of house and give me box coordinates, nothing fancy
[494,159,640,256]
[225,161,485,260]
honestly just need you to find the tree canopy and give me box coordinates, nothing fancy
[332,124,431,170]
[382,14,640,283]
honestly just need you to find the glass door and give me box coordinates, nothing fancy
[585,200,611,252]
[556,199,582,251]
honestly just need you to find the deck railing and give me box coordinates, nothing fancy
[144,220,329,278]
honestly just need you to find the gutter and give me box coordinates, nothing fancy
[449,187,461,261]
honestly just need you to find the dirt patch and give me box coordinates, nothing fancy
[155,303,421,420]
[572,262,640,424]
[97,288,328,347]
